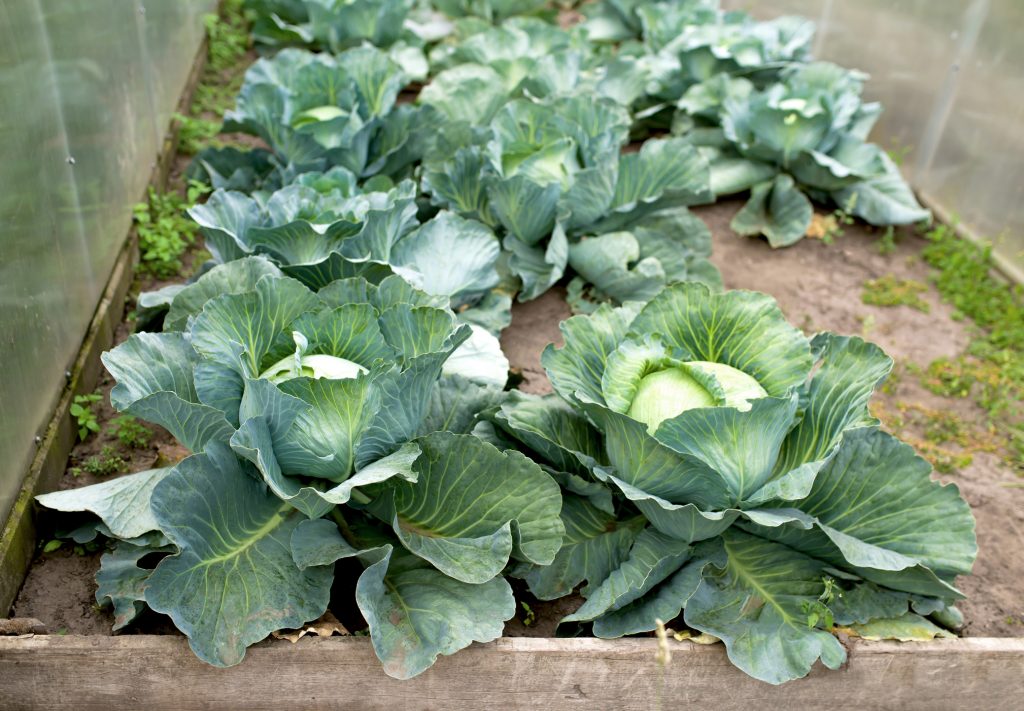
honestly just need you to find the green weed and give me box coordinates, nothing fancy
[71,446,128,478]
[802,577,837,630]
[870,399,989,475]
[887,140,913,167]
[133,189,199,278]
[519,601,536,627]
[919,223,1024,470]
[177,0,250,156]
[818,193,857,245]
[174,112,222,156]
[108,415,153,450]
[861,274,930,312]
[203,0,249,74]
[877,226,898,255]
[70,392,102,441]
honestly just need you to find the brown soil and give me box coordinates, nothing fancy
[500,286,571,395]
[13,550,111,636]
[504,588,584,637]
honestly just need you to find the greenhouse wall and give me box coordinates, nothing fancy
[0,0,217,523]
[729,0,1024,279]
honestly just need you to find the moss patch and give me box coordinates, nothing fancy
[861,274,931,312]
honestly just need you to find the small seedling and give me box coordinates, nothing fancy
[802,577,837,629]
[108,415,152,449]
[877,226,898,255]
[73,542,100,556]
[174,113,221,156]
[42,539,63,554]
[817,194,857,245]
[887,141,912,167]
[70,392,102,441]
[71,446,127,478]
[519,601,536,627]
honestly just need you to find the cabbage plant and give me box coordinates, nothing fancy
[680,63,930,246]
[565,206,722,313]
[419,94,712,299]
[491,282,976,684]
[424,17,658,110]
[141,166,510,335]
[38,271,562,677]
[221,46,436,181]
[583,0,811,68]
[246,0,421,52]
[638,2,812,95]
[430,0,546,23]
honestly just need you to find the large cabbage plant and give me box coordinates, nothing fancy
[245,0,426,52]
[679,62,930,246]
[583,0,811,76]
[581,0,813,120]
[424,17,660,111]
[218,46,436,182]
[141,166,511,339]
[490,282,976,684]
[419,94,713,299]
[639,1,811,92]
[39,270,561,677]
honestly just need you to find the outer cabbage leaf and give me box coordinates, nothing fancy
[356,544,514,679]
[567,207,721,311]
[101,332,234,452]
[833,153,930,226]
[683,530,847,685]
[369,431,564,583]
[36,467,172,540]
[730,174,813,248]
[516,496,642,600]
[562,526,691,624]
[95,538,175,631]
[748,427,976,599]
[145,444,333,667]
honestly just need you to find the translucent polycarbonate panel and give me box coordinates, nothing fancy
[0,0,216,523]
[725,0,1024,279]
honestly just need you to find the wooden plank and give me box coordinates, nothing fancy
[0,635,1021,710]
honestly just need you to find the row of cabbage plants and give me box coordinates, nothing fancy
[37,0,972,686]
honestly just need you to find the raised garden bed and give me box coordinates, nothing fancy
[5,205,1023,707]
[3,0,1024,706]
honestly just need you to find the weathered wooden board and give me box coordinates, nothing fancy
[1,635,1021,710]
